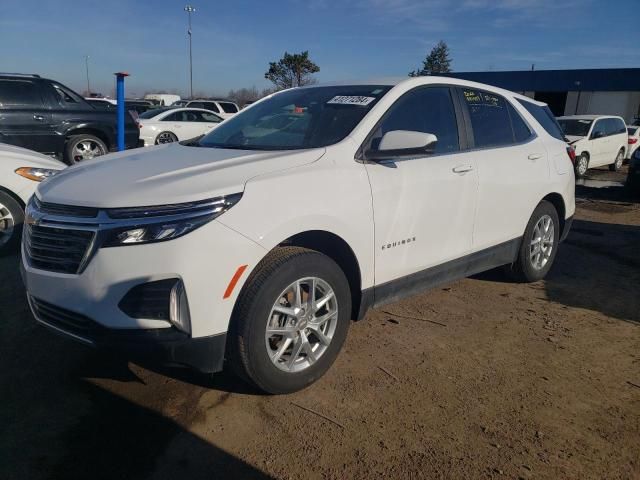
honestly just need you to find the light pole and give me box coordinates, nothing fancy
[84,55,91,96]
[184,5,196,99]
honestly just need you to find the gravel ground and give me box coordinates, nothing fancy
[1,167,638,480]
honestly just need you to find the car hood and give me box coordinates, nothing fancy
[0,143,66,169]
[565,135,584,144]
[37,143,325,208]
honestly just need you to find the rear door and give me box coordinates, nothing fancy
[0,78,57,154]
[457,87,549,252]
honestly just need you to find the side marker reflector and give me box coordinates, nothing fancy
[223,265,248,299]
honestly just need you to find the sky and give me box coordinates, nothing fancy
[1,0,638,98]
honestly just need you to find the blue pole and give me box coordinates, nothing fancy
[114,72,129,152]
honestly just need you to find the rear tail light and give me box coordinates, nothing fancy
[629,137,638,144]
[566,146,576,164]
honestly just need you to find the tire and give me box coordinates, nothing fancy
[575,153,589,178]
[155,131,178,144]
[227,247,352,394]
[64,134,108,164]
[506,200,560,283]
[609,149,624,172]
[0,190,24,256]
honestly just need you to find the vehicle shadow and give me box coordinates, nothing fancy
[0,254,271,480]
[543,218,640,325]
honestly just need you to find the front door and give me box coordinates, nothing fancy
[364,86,478,291]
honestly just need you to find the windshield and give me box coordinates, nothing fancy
[198,85,391,150]
[558,119,593,137]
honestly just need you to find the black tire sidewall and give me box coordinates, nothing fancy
[517,201,560,282]
[64,135,108,164]
[155,132,178,144]
[0,191,24,255]
[575,154,588,178]
[237,252,351,394]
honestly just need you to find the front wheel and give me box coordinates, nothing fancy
[609,149,624,172]
[0,191,24,256]
[228,247,351,394]
[506,201,559,283]
[575,154,589,178]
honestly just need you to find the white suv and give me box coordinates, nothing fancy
[557,115,628,177]
[184,99,239,119]
[21,77,575,394]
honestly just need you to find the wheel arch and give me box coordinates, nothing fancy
[65,127,112,149]
[0,185,26,209]
[541,192,566,238]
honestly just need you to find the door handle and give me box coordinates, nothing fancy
[33,114,45,121]
[452,164,473,174]
[528,153,542,161]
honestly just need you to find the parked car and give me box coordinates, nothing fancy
[0,73,139,164]
[557,115,628,177]
[21,77,575,394]
[184,99,239,119]
[138,108,223,146]
[626,125,640,160]
[85,97,117,110]
[0,143,64,253]
[172,100,189,107]
[627,147,640,195]
[144,94,181,106]
[124,100,155,115]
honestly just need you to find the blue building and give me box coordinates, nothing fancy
[445,68,640,123]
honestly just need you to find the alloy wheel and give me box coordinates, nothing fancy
[72,139,106,162]
[0,202,15,248]
[530,214,554,270]
[265,277,338,373]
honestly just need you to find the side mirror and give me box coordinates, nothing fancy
[365,130,437,161]
[591,130,605,139]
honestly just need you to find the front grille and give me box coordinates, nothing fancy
[29,296,97,341]
[34,197,98,218]
[24,224,94,274]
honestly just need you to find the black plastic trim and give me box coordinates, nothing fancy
[560,215,574,242]
[372,238,520,307]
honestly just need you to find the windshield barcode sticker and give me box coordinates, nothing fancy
[327,95,376,106]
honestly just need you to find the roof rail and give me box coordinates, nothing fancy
[0,72,41,78]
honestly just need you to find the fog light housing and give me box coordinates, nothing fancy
[119,278,191,334]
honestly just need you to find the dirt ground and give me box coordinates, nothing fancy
[1,167,639,480]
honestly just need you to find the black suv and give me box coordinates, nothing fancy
[0,73,139,164]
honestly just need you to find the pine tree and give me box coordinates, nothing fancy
[409,41,452,77]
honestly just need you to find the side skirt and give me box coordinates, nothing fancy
[371,238,521,309]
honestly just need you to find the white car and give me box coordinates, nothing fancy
[21,77,575,394]
[557,115,628,177]
[184,99,239,119]
[138,108,224,146]
[626,125,640,160]
[0,143,64,253]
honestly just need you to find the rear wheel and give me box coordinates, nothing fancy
[506,200,559,283]
[228,247,351,394]
[155,131,178,144]
[575,153,589,178]
[64,134,108,164]
[0,191,24,256]
[609,149,624,172]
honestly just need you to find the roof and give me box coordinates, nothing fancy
[442,68,640,92]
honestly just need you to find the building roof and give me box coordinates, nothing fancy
[443,68,640,92]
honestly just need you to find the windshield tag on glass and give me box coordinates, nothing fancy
[327,95,375,106]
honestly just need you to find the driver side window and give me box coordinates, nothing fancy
[591,119,606,138]
[371,87,459,154]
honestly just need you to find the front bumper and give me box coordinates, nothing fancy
[28,294,227,372]
[21,217,267,370]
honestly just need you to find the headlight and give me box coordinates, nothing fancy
[15,167,60,182]
[102,193,242,247]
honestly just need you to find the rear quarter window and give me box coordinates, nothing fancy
[516,99,565,141]
[219,102,238,113]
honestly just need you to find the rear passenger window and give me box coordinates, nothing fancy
[507,102,532,143]
[516,99,565,141]
[461,89,513,148]
[0,79,43,107]
[219,102,238,113]
[372,86,460,154]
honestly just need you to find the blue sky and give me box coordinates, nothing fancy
[1,0,638,97]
